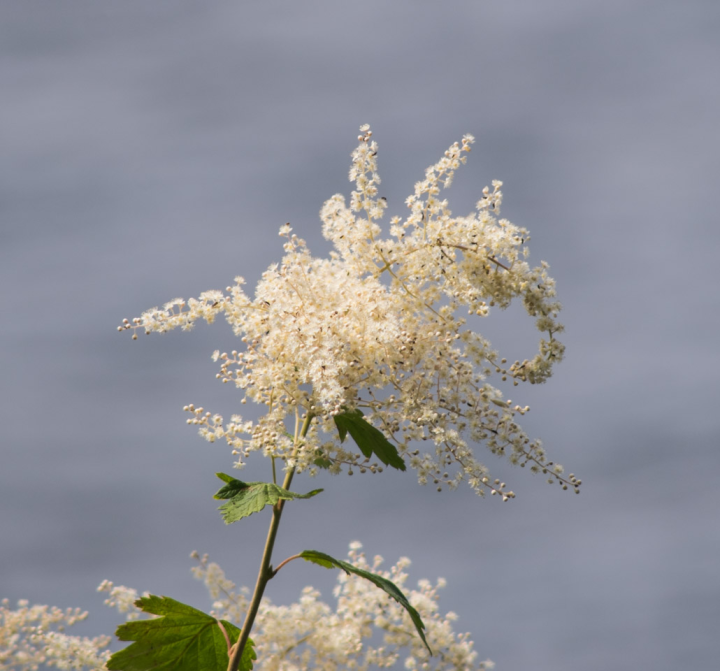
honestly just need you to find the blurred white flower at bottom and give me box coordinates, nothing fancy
[191,543,493,671]
[0,545,492,671]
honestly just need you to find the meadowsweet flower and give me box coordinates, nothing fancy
[96,580,146,621]
[2,544,491,671]
[191,543,493,671]
[189,551,250,625]
[120,126,577,497]
[0,598,110,670]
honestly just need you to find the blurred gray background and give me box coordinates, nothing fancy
[2,1,719,669]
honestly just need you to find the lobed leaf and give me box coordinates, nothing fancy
[214,473,323,524]
[333,409,406,471]
[300,550,431,653]
[107,595,255,671]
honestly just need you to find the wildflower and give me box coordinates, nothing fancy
[0,598,110,670]
[120,126,576,497]
[0,547,493,671]
[191,543,494,671]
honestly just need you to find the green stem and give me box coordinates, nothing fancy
[226,412,313,671]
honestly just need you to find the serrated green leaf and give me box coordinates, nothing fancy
[213,474,323,524]
[238,638,257,671]
[106,595,255,671]
[301,550,431,654]
[333,410,406,471]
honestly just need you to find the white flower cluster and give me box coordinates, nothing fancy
[96,580,147,621]
[189,551,250,626]
[119,125,578,498]
[192,542,494,671]
[0,599,109,670]
[0,545,491,671]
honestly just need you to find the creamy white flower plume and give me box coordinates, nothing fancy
[119,126,579,498]
[0,598,110,670]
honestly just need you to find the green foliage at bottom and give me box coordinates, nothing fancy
[107,595,255,671]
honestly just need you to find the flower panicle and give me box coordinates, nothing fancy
[119,125,578,497]
[0,598,111,669]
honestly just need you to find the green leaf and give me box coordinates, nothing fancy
[106,595,255,671]
[301,550,431,654]
[237,638,257,671]
[213,473,323,524]
[313,450,333,469]
[335,416,349,443]
[333,409,406,471]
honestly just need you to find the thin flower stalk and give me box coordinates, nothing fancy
[227,411,313,671]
